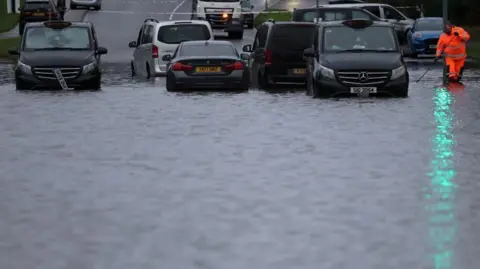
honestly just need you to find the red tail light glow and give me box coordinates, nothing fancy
[172,62,193,71]
[264,49,272,65]
[152,45,158,58]
[47,12,56,17]
[224,61,243,71]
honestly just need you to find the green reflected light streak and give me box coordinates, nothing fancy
[427,88,457,269]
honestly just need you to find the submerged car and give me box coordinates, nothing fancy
[8,21,108,90]
[407,17,443,58]
[163,40,250,92]
[304,19,408,98]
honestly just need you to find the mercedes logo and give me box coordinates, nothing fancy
[358,72,368,82]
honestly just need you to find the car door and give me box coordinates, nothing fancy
[361,5,381,19]
[382,5,410,38]
[249,25,268,85]
[132,26,144,74]
[138,24,154,76]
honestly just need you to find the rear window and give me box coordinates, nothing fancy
[269,25,315,50]
[294,9,375,22]
[323,25,397,52]
[157,24,211,44]
[24,1,52,10]
[180,44,236,57]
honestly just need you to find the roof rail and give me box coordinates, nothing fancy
[144,18,159,23]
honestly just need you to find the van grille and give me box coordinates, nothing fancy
[336,70,390,85]
[32,67,81,80]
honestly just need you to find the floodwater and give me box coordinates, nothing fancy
[1,62,480,269]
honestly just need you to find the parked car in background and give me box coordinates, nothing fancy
[70,0,102,10]
[326,3,414,44]
[407,17,443,58]
[18,0,63,35]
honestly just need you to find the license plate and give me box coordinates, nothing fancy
[53,68,70,90]
[33,12,44,16]
[429,45,437,48]
[293,68,306,74]
[350,87,377,94]
[195,67,221,73]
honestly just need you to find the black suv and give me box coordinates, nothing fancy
[8,21,108,90]
[242,21,316,89]
[303,20,408,98]
[18,0,64,35]
[291,7,380,22]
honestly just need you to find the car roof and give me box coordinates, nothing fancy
[181,40,233,46]
[326,3,392,7]
[319,20,392,26]
[266,21,317,26]
[26,21,91,27]
[25,0,51,2]
[152,20,211,27]
[295,6,371,11]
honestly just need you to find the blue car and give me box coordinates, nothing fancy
[407,17,443,58]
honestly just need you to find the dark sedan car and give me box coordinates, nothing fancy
[18,0,64,35]
[162,40,250,92]
[8,21,108,90]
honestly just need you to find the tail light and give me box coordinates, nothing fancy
[152,45,158,58]
[224,61,243,71]
[264,49,272,65]
[47,12,56,16]
[172,62,193,71]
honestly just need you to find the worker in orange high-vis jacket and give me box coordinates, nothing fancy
[436,21,470,82]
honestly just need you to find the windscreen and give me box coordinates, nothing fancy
[323,25,397,52]
[415,19,443,31]
[269,24,315,50]
[297,9,374,22]
[180,44,236,57]
[24,1,52,10]
[23,26,91,50]
[158,24,211,44]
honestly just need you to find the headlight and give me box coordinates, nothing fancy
[16,61,32,74]
[82,61,97,74]
[413,32,422,39]
[391,65,406,80]
[319,64,334,79]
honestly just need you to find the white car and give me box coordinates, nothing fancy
[128,19,214,78]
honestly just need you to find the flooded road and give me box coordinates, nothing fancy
[1,62,480,269]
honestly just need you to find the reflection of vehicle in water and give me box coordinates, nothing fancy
[192,0,244,39]
[304,19,408,98]
[407,17,443,58]
[70,0,102,10]
[129,19,214,78]
[8,21,108,90]
[240,0,254,29]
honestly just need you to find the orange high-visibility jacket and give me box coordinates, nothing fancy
[436,26,470,59]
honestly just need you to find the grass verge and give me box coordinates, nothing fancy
[0,36,20,60]
[254,9,292,29]
[0,0,23,33]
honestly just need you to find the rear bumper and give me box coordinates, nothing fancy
[265,65,307,84]
[209,18,244,32]
[315,75,409,97]
[71,0,101,5]
[169,71,247,89]
[411,39,438,55]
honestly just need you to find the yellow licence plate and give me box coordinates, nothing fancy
[293,68,306,74]
[195,67,221,73]
[33,12,44,16]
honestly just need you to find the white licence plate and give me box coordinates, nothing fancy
[429,45,437,48]
[350,87,377,94]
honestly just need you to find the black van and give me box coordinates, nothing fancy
[242,21,316,89]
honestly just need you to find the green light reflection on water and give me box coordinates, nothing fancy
[427,87,457,269]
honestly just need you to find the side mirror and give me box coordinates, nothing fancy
[240,53,250,60]
[97,47,108,54]
[242,44,252,52]
[8,47,19,55]
[128,41,137,48]
[303,48,315,57]
[162,54,171,61]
